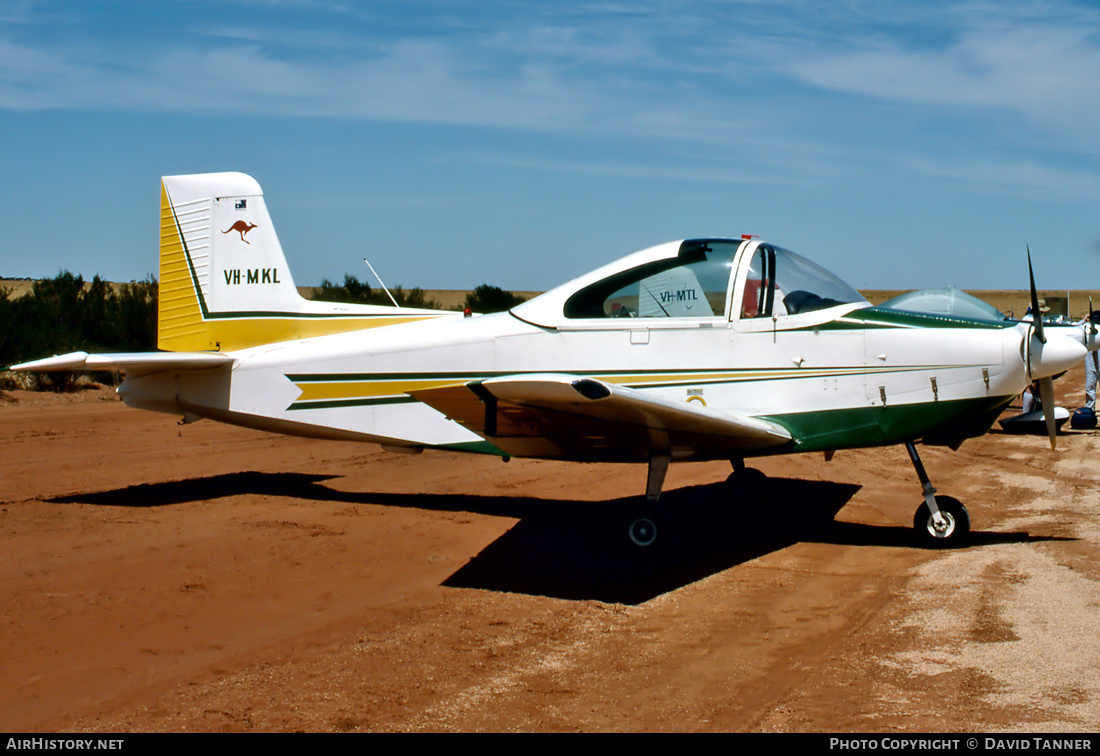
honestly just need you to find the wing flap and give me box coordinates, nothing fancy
[410,373,792,461]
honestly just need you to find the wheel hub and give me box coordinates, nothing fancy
[928,511,955,538]
[629,517,657,547]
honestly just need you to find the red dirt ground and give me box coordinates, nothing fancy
[3,367,1100,732]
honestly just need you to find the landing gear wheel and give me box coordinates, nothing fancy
[913,496,970,548]
[725,467,767,497]
[628,517,658,548]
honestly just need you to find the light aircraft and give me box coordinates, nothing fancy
[13,172,1095,549]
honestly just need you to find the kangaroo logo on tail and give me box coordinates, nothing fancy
[223,221,258,244]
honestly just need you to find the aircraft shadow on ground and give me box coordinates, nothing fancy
[50,471,1066,604]
[49,471,338,508]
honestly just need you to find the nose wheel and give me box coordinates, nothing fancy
[913,496,970,547]
[904,441,971,548]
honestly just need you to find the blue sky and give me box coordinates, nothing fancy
[1,0,1099,292]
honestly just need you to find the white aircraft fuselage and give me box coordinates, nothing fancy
[120,237,1081,460]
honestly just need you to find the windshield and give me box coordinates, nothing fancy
[877,287,1007,321]
[741,244,866,318]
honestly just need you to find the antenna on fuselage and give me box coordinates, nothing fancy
[363,257,401,308]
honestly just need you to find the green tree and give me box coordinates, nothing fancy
[311,275,442,309]
[464,284,526,314]
[2,271,158,390]
[0,286,14,368]
[313,274,376,304]
[113,277,159,352]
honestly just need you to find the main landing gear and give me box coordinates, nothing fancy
[627,445,970,549]
[726,456,767,495]
[624,455,668,548]
[624,455,767,548]
[905,440,970,548]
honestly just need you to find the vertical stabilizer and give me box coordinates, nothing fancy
[158,172,453,353]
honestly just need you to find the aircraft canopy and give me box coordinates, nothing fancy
[511,238,867,328]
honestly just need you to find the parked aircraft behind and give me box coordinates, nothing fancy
[13,173,1094,548]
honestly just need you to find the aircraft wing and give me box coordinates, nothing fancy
[409,373,793,461]
[11,351,233,377]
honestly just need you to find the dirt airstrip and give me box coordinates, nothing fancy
[2,364,1100,733]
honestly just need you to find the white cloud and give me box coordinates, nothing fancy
[774,19,1100,152]
[2,0,1099,197]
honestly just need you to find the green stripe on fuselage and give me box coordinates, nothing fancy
[760,394,1015,453]
[819,307,1016,331]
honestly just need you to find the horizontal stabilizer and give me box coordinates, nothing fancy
[11,351,233,376]
[410,373,793,461]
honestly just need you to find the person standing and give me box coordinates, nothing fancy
[1086,311,1100,411]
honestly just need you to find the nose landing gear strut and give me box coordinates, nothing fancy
[905,440,970,547]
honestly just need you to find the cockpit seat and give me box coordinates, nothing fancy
[784,290,844,315]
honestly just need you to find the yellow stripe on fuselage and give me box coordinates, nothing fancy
[287,366,878,407]
[295,378,468,403]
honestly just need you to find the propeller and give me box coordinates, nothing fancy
[1027,245,1045,345]
[1027,246,1058,450]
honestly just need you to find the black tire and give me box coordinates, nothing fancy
[628,516,658,548]
[724,467,767,498]
[913,496,970,548]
